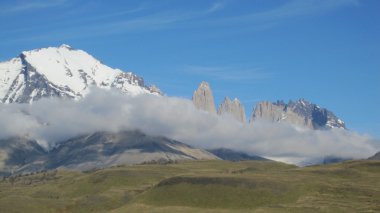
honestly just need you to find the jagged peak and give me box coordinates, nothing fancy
[148,84,163,95]
[232,97,241,104]
[217,96,246,123]
[220,97,242,106]
[59,44,74,50]
[192,81,216,114]
[273,100,286,106]
[295,98,311,106]
[22,44,75,55]
[193,81,212,95]
[223,96,231,102]
[199,81,211,88]
[252,99,345,129]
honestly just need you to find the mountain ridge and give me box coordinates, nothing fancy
[207,148,268,161]
[191,81,345,129]
[250,99,346,130]
[217,97,246,123]
[0,44,160,103]
[0,130,219,176]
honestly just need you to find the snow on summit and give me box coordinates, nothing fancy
[21,44,122,93]
[0,44,159,103]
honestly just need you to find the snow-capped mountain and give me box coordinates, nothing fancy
[0,44,160,103]
[250,99,346,130]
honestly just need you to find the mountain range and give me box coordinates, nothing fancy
[0,44,346,130]
[0,131,218,176]
[192,81,345,129]
[0,45,376,176]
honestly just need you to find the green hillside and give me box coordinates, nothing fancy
[0,160,379,212]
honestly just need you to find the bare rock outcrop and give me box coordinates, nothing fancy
[217,97,246,123]
[192,81,216,114]
[250,99,345,130]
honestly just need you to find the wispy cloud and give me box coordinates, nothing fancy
[207,2,225,13]
[0,89,378,165]
[183,65,272,82]
[2,0,359,43]
[257,0,359,18]
[66,6,147,24]
[0,0,67,14]
[6,15,184,43]
[1,3,149,41]
[215,0,360,25]
[4,1,225,43]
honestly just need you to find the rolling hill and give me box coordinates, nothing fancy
[1,159,379,212]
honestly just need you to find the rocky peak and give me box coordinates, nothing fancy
[218,97,246,123]
[250,98,345,130]
[192,81,216,114]
[0,44,160,103]
[250,101,286,123]
[148,84,163,95]
[59,44,73,50]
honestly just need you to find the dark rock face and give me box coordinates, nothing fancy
[47,131,209,168]
[0,131,218,176]
[0,137,47,176]
[299,156,352,166]
[207,148,268,161]
[322,156,351,164]
[5,55,77,103]
[368,151,380,160]
[251,98,345,130]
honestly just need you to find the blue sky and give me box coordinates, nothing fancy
[1,0,379,137]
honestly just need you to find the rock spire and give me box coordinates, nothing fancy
[192,81,217,114]
[218,97,246,123]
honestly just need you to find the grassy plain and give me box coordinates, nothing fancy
[0,160,379,212]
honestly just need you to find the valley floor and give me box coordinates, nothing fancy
[0,160,379,213]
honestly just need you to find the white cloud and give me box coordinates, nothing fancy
[207,2,225,13]
[0,88,378,165]
[255,0,360,19]
[4,1,225,43]
[204,0,360,29]
[0,0,67,14]
[3,0,360,43]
